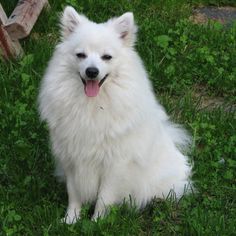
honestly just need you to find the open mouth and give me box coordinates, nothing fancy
[79,73,108,97]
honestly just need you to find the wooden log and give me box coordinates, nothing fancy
[4,0,49,40]
[0,4,23,59]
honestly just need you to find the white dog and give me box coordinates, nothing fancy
[38,6,192,223]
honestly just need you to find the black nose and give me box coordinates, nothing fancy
[85,67,99,79]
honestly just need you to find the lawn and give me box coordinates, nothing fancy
[0,0,236,235]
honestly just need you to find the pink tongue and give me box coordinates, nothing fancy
[85,80,100,97]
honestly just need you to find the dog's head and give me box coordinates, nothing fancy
[59,6,137,97]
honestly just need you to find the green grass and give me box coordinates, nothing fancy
[1,0,236,235]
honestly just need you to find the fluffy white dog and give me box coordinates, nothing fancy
[38,6,192,223]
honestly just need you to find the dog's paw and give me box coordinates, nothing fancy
[91,209,106,222]
[61,209,80,224]
[91,214,99,222]
[61,215,79,224]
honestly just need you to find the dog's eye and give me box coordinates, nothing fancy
[101,54,112,60]
[76,53,87,59]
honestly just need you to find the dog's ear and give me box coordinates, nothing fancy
[60,6,87,39]
[111,12,137,47]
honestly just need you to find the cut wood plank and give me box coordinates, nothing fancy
[0,4,23,59]
[0,3,8,24]
[4,0,49,40]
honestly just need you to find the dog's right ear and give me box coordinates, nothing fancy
[60,6,87,39]
[110,12,137,47]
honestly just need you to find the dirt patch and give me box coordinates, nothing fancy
[190,6,236,26]
[192,85,236,112]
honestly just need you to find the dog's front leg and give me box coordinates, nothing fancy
[92,189,117,221]
[62,174,81,224]
[92,199,110,221]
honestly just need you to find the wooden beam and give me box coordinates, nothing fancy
[4,0,49,40]
[0,4,23,59]
[0,3,8,24]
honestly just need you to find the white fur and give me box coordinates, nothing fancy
[38,7,192,223]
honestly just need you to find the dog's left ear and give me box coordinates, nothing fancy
[111,12,137,47]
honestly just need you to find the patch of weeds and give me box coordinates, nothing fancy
[145,19,236,100]
[137,9,236,100]
[2,208,23,236]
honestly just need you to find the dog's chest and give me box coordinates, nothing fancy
[74,159,104,202]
